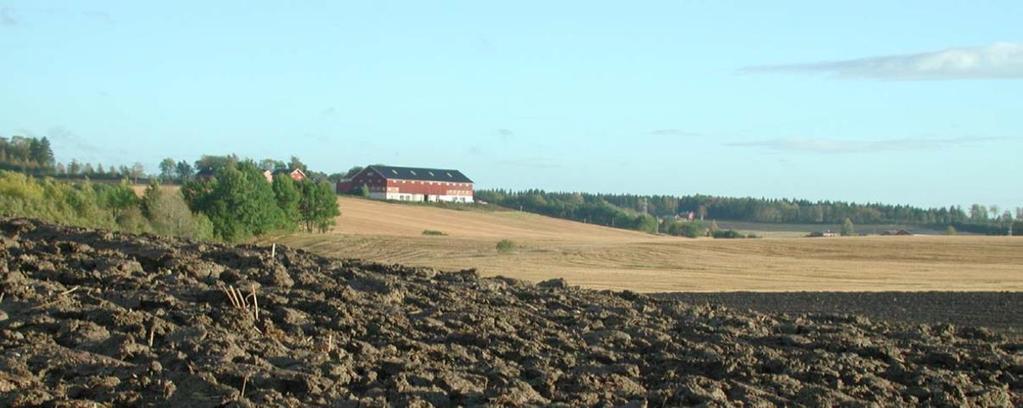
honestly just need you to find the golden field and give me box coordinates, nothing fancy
[268,197,1023,293]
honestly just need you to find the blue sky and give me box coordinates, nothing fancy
[1,1,1020,209]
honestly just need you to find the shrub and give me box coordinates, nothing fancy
[945,225,957,235]
[711,229,743,239]
[422,229,447,236]
[141,182,214,240]
[496,239,516,253]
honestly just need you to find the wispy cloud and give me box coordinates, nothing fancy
[0,6,112,27]
[1,7,17,26]
[496,128,514,142]
[647,129,700,137]
[729,136,1001,154]
[743,42,1023,80]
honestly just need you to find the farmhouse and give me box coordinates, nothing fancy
[263,168,307,183]
[339,165,474,203]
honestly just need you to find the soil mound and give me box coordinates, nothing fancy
[0,218,1020,406]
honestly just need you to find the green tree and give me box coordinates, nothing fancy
[97,179,139,218]
[344,166,364,178]
[272,173,302,228]
[970,204,988,222]
[299,180,340,232]
[159,158,176,182]
[175,161,194,182]
[183,161,287,242]
[289,156,307,172]
[142,181,214,240]
[840,218,855,236]
[29,137,54,169]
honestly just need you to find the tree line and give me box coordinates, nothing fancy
[0,153,341,242]
[477,189,1022,236]
[0,172,214,240]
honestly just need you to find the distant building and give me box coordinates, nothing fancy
[807,230,839,238]
[880,229,913,236]
[338,165,474,203]
[264,168,307,183]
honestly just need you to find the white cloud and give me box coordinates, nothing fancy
[729,136,1000,154]
[743,42,1023,80]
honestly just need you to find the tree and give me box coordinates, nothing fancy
[175,161,194,182]
[98,179,139,218]
[1017,207,1023,221]
[159,158,177,182]
[289,156,307,172]
[299,180,340,232]
[142,181,214,240]
[28,137,54,169]
[970,204,988,223]
[130,162,145,184]
[68,160,81,176]
[193,154,238,175]
[259,158,286,172]
[272,173,302,228]
[840,218,855,236]
[183,161,286,242]
[343,166,364,178]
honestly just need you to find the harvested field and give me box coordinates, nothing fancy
[1,218,1021,406]
[271,197,1023,292]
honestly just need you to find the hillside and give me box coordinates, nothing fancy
[331,197,659,241]
[270,197,1023,292]
[1,218,1019,406]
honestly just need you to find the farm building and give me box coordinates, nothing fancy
[880,229,913,236]
[263,168,307,183]
[338,165,474,203]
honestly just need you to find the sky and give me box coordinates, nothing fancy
[1,1,1021,210]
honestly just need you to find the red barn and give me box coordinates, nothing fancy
[338,165,474,203]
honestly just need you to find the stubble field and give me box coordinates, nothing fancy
[270,197,1023,293]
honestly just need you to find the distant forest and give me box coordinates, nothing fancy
[477,189,1022,236]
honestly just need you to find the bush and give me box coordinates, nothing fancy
[422,229,447,236]
[141,182,214,240]
[711,229,743,239]
[945,225,957,235]
[496,239,516,253]
[666,221,706,238]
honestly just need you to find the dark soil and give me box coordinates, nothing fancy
[0,218,1020,407]
[660,292,1023,335]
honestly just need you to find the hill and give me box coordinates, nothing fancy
[1,218,1019,406]
[270,197,1023,292]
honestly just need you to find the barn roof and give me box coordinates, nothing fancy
[366,165,473,183]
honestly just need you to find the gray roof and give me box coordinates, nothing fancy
[366,165,473,183]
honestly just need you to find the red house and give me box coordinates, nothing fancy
[338,165,474,203]
[263,168,307,183]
